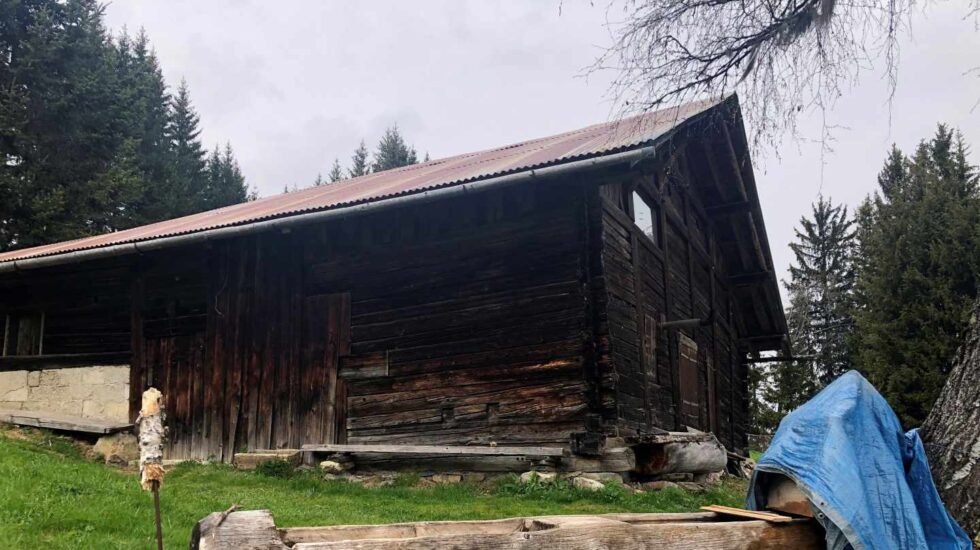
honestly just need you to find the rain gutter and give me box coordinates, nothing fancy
[0,144,658,274]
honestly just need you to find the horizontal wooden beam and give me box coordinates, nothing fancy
[0,408,133,434]
[0,351,131,372]
[298,444,566,458]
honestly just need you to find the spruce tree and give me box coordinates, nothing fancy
[348,141,370,178]
[786,198,856,386]
[854,126,980,426]
[0,0,133,248]
[168,79,208,216]
[372,125,418,172]
[203,143,251,209]
[328,159,344,182]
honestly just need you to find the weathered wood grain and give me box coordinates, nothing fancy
[0,408,132,434]
[194,510,822,550]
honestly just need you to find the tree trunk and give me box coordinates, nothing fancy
[920,299,980,540]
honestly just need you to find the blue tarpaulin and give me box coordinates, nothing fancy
[746,371,971,550]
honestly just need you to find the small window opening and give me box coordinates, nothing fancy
[2,311,44,356]
[631,191,660,246]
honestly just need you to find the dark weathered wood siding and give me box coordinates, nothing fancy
[592,144,748,453]
[125,181,595,459]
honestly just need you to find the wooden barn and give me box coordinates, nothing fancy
[0,96,786,465]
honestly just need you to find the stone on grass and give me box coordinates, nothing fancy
[641,480,679,491]
[578,472,624,485]
[94,432,139,466]
[693,471,724,485]
[572,476,605,491]
[520,471,556,483]
[676,481,706,492]
[430,473,462,484]
[319,460,351,474]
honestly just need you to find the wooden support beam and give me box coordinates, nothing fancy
[298,444,567,458]
[0,408,133,434]
[0,351,132,372]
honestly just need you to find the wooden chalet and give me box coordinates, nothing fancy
[0,96,787,462]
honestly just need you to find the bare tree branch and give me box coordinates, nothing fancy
[591,0,935,150]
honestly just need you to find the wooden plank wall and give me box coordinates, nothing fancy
[594,152,746,453]
[131,244,350,461]
[128,181,595,459]
[307,183,593,447]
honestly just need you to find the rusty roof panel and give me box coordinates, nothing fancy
[0,97,723,264]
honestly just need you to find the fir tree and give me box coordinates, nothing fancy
[786,198,856,386]
[348,141,370,178]
[854,126,980,426]
[168,79,208,216]
[203,143,251,209]
[372,125,418,172]
[328,159,344,182]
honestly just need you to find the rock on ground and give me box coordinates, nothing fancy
[519,471,556,483]
[94,432,139,466]
[572,476,605,491]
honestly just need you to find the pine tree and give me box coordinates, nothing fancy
[786,198,856,386]
[328,159,344,182]
[168,79,208,216]
[372,125,418,172]
[348,141,370,178]
[854,126,980,426]
[0,0,134,248]
[203,143,251,209]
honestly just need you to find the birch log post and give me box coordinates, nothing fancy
[138,387,166,489]
[137,387,166,550]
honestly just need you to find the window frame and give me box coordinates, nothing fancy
[628,185,662,248]
[1,310,45,357]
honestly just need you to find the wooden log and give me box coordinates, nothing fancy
[190,509,288,550]
[299,444,566,458]
[764,474,813,518]
[194,510,822,550]
[633,433,728,476]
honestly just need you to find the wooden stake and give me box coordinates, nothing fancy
[152,480,163,550]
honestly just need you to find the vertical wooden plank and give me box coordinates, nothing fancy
[257,236,277,450]
[129,272,145,423]
[246,238,264,451]
[272,239,291,449]
[288,236,304,449]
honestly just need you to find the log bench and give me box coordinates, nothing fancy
[0,408,132,435]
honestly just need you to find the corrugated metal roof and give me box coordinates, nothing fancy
[0,97,723,264]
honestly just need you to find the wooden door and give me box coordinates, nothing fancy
[677,333,701,429]
[298,293,350,446]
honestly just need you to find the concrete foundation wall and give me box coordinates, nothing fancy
[0,365,129,422]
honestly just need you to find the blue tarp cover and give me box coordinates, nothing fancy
[747,371,971,550]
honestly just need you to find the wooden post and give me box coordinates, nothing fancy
[138,388,166,550]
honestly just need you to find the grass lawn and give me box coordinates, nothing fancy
[0,426,748,549]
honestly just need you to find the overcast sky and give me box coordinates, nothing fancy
[102,1,980,291]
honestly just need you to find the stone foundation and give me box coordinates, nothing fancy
[0,365,129,422]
